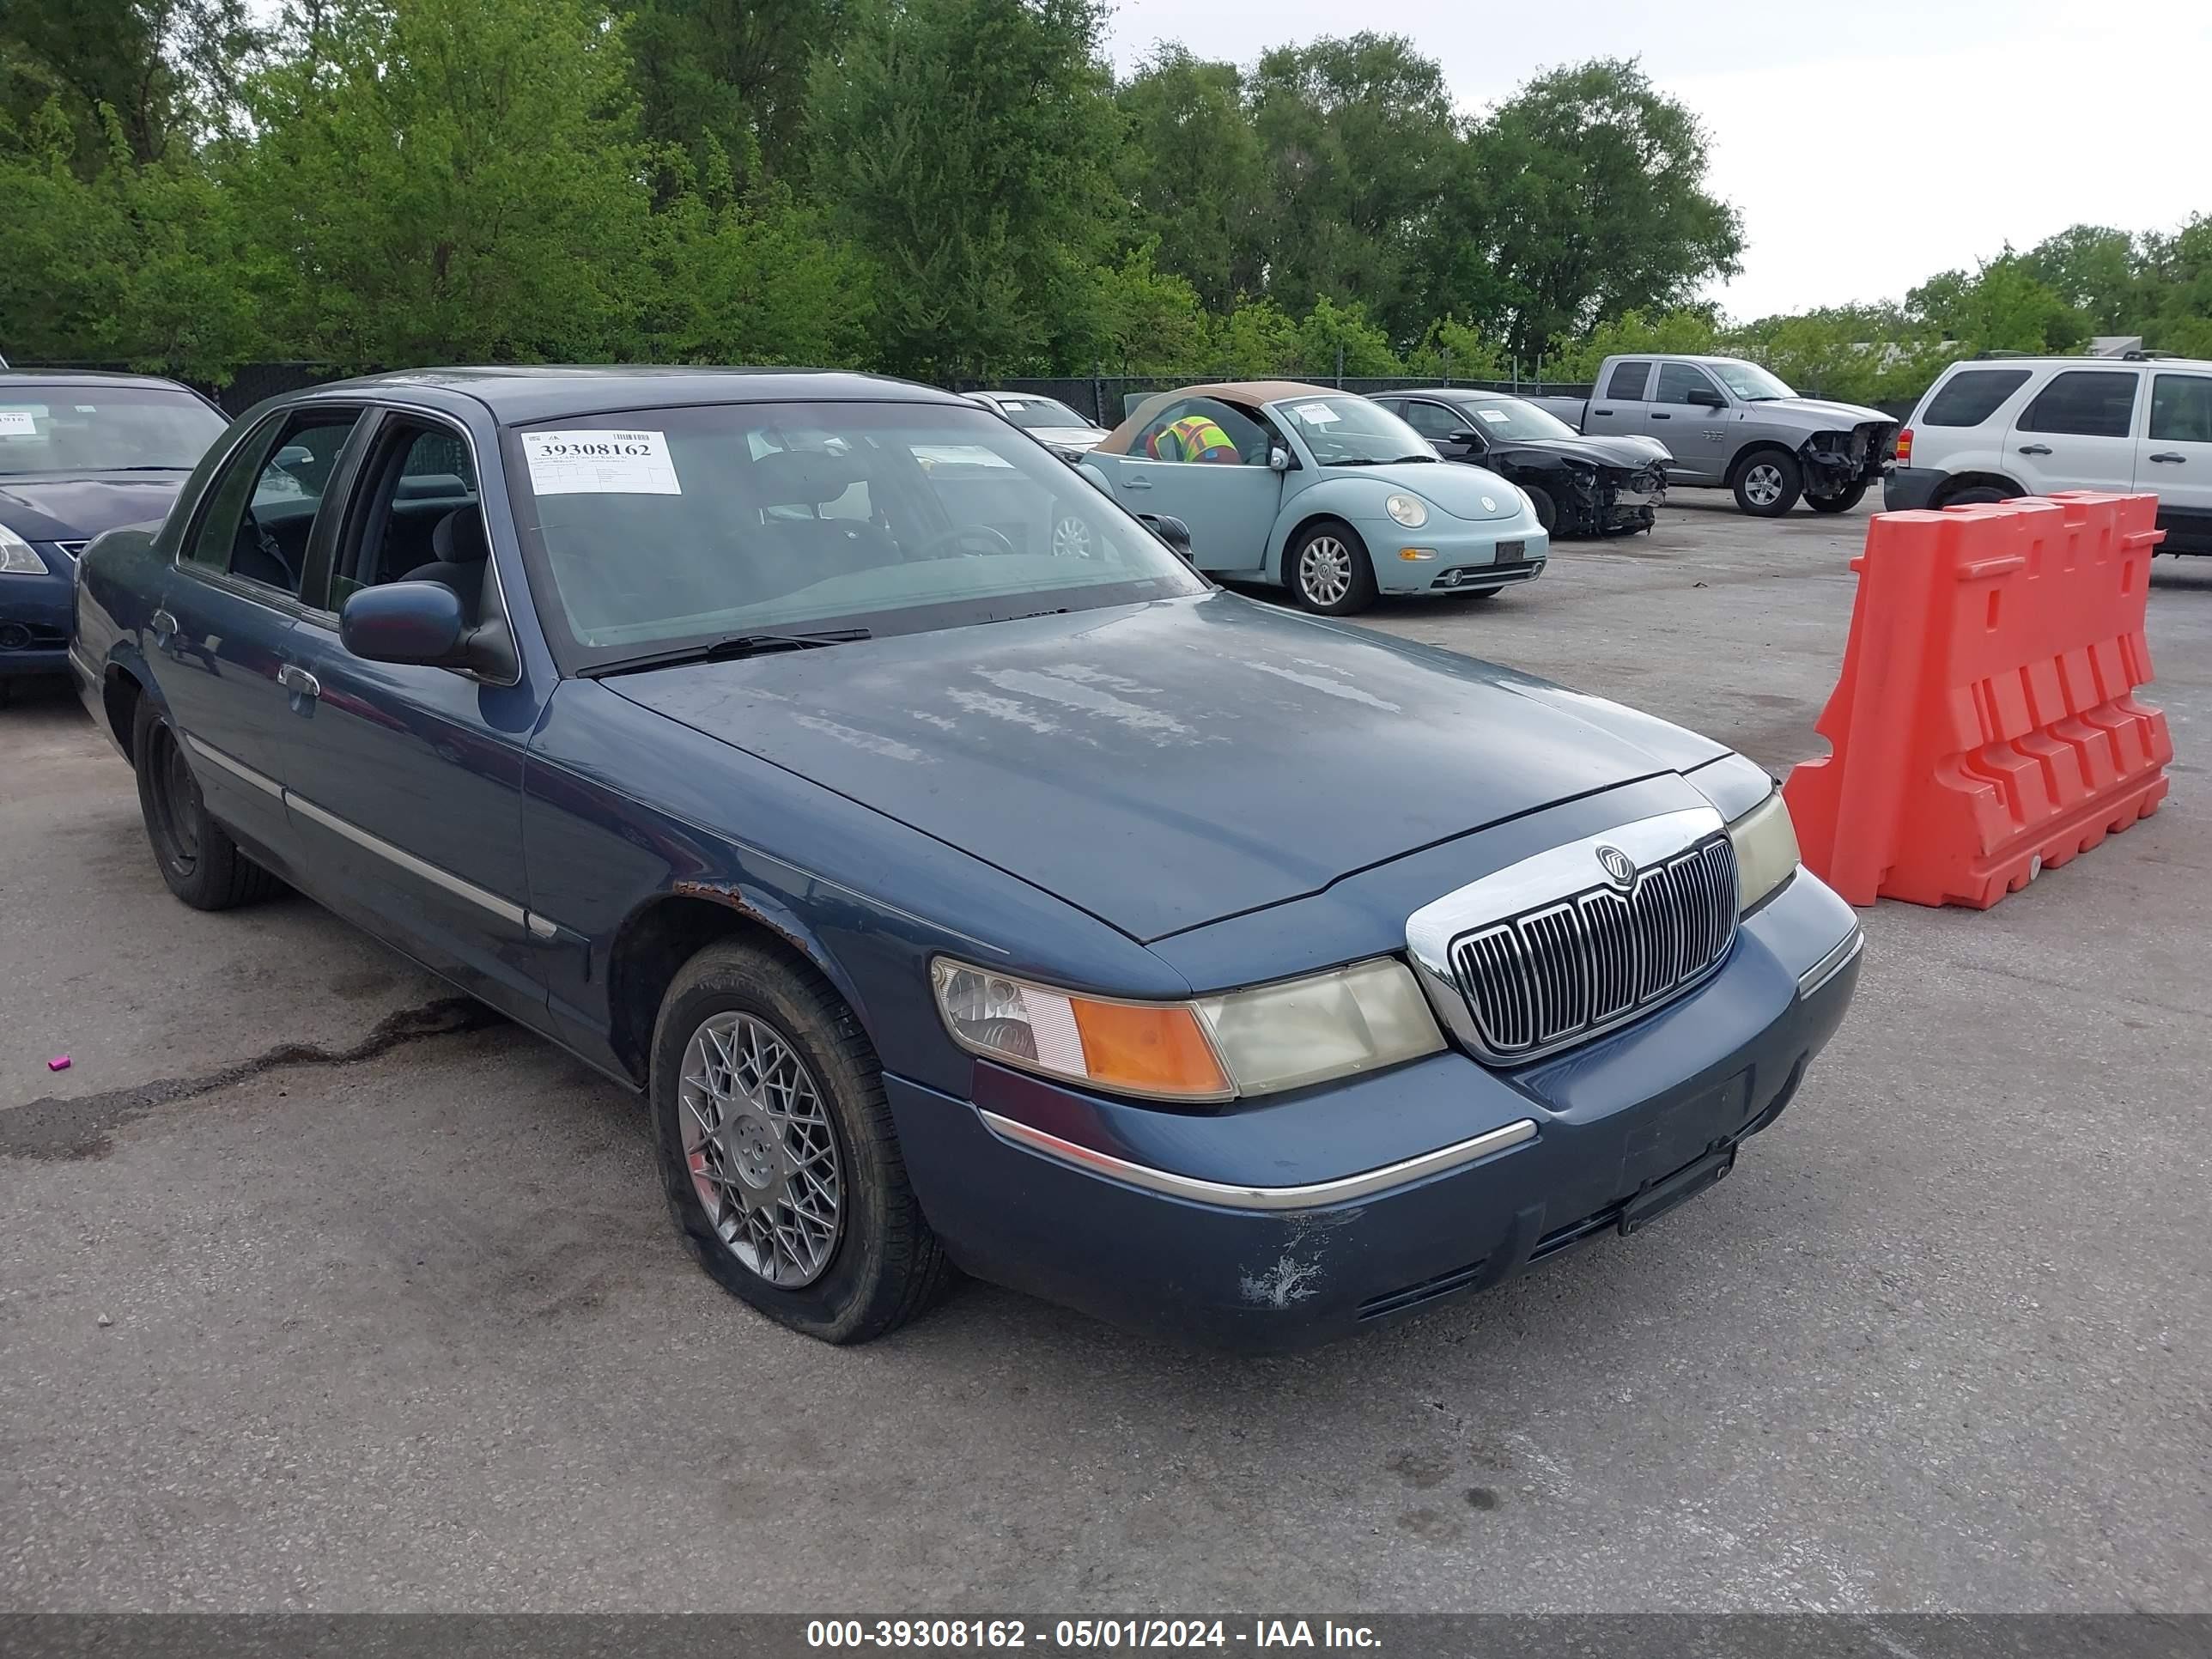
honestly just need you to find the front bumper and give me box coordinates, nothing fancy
[1882,466,1948,513]
[0,550,75,678]
[888,867,1863,1350]
[1360,511,1552,597]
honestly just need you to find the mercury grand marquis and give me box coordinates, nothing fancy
[71,368,1863,1349]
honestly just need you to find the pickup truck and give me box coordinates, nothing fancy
[1527,356,1897,518]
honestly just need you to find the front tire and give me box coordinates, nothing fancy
[1942,484,2014,508]
[1731,451,1803,517]
[650,938,952,1344]
[1522,484,1559,536]
[1288,520,1377,616]
[131,699,279,910]
[1806,481,1868,514]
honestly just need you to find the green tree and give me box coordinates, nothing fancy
[1246,33,1460,343]
[1293,295,1401,376]
[1543,307,1718,383]
[0,0,262,172]
[1404,318,1509,382]
[231,0,654,366]
[1114,46,1266,313]
[1464,58,1742,363]
[0,97,259,377]
[2140,216,2212,358]
[808,0,1123,380]
[625,0,836,192]
[1907,253,2088,356]
[1083,242,1214,373]
[1214,298,1301,377]
[2017,225,2142,334]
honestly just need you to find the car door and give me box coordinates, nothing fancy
[1649,362,1735,483]
[2137,370,2212,545]
[1582,360,1656,441]
[274,406,550,1025]
[2005,368,2141,495]
[1102,397,1281,574]
[149,405,369,866]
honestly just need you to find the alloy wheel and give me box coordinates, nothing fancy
[1051,514,1094,558]
[1742,463,1785,507]
[1299,536,1353,607]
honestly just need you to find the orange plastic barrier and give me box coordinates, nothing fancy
[1784,492,2171,909]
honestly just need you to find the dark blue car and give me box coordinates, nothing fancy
[71,368,1863,1349]
[2,370,229,697]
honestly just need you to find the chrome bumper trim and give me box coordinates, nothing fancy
[182,732,283,799]
[977,1111,1537,1212]
[1798,927,1865,998]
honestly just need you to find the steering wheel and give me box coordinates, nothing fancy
[910,524,1018,561]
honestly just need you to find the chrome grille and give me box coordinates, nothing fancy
[1449,836,1738,1062]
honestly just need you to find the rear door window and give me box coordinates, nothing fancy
[2016,371,2139,438]
[2148,374,2212,443]
[1604,361,1655,401]
[1653,363,1723,406]
[1921,368,2032,427]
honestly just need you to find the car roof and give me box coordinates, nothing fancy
[1393,387,1533,403]
[1941,356,2212,371]
[279,366,974,426]
[0,368,201,392]
[1092,380,1351,454]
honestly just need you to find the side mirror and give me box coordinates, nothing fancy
[1147,514,1195,562]
[276,444,315,468]
[1267,446,1293,472]
[1689,386,1726,409]
[1449,428,1484,447]
[339,580,515,683]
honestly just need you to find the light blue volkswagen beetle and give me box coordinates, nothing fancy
[1077,380,1549,615]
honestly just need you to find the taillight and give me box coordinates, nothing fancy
[1895,428,1913,465]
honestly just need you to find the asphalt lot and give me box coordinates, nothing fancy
[3,492,2209,1613]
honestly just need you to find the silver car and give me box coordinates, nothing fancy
[1529,355,1897,518]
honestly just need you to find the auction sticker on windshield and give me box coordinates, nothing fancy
[0,410,42,434]
[1478,409,1510,423]
[1292,403,1340,424]
[522,429,682,495]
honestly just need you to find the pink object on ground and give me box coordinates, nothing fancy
[47,1056,71,1072]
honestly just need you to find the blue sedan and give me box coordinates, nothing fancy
[1079,381,1549,613]
[72,368,1862,1349]
[1,370,228,698]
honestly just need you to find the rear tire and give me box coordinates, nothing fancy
[1730,451,1803,517]
[1287,520,1377,616]
[131,699,280,910]
[1942,484,2014,508]
[650,937,954,1344]
[1806,481,1867,514]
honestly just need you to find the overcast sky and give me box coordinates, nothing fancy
[1102,0,2212,321]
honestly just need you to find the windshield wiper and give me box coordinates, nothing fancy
[1328,454,1436,467]
[580,628,872,678]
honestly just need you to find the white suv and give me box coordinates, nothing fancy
[1884,355,2212,552]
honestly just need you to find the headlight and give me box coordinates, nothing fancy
[1729,789,1802,912]
[931,957,1443,1102]
[0,524,47,574]
[1384,493,1428,528]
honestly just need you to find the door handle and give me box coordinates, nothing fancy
[2149,452,2186,464]
[1593,409,1613,416]
[2017,443,2052,456]
[276,664,321,701]
[1650,412,1672,421]
[149,609,178,647]
[1121,477,1152,490]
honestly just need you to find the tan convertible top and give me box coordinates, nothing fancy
[1091,380,1345,455]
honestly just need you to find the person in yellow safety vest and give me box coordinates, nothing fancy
[1147,410,1241,464]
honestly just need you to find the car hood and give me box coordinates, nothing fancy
[1339,460,1522,521]
[0,472,189,541]
[1487,436,1671,471]
[607,592,1726,942]
[1753,398,1893,429]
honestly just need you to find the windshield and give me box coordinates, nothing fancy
[987,396,1093,433]
[508,401,1207,669]
[1271,397,1435,465]
[1709,361,1797,402]
[1457,398,1579,441]
[0,386,227,476]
